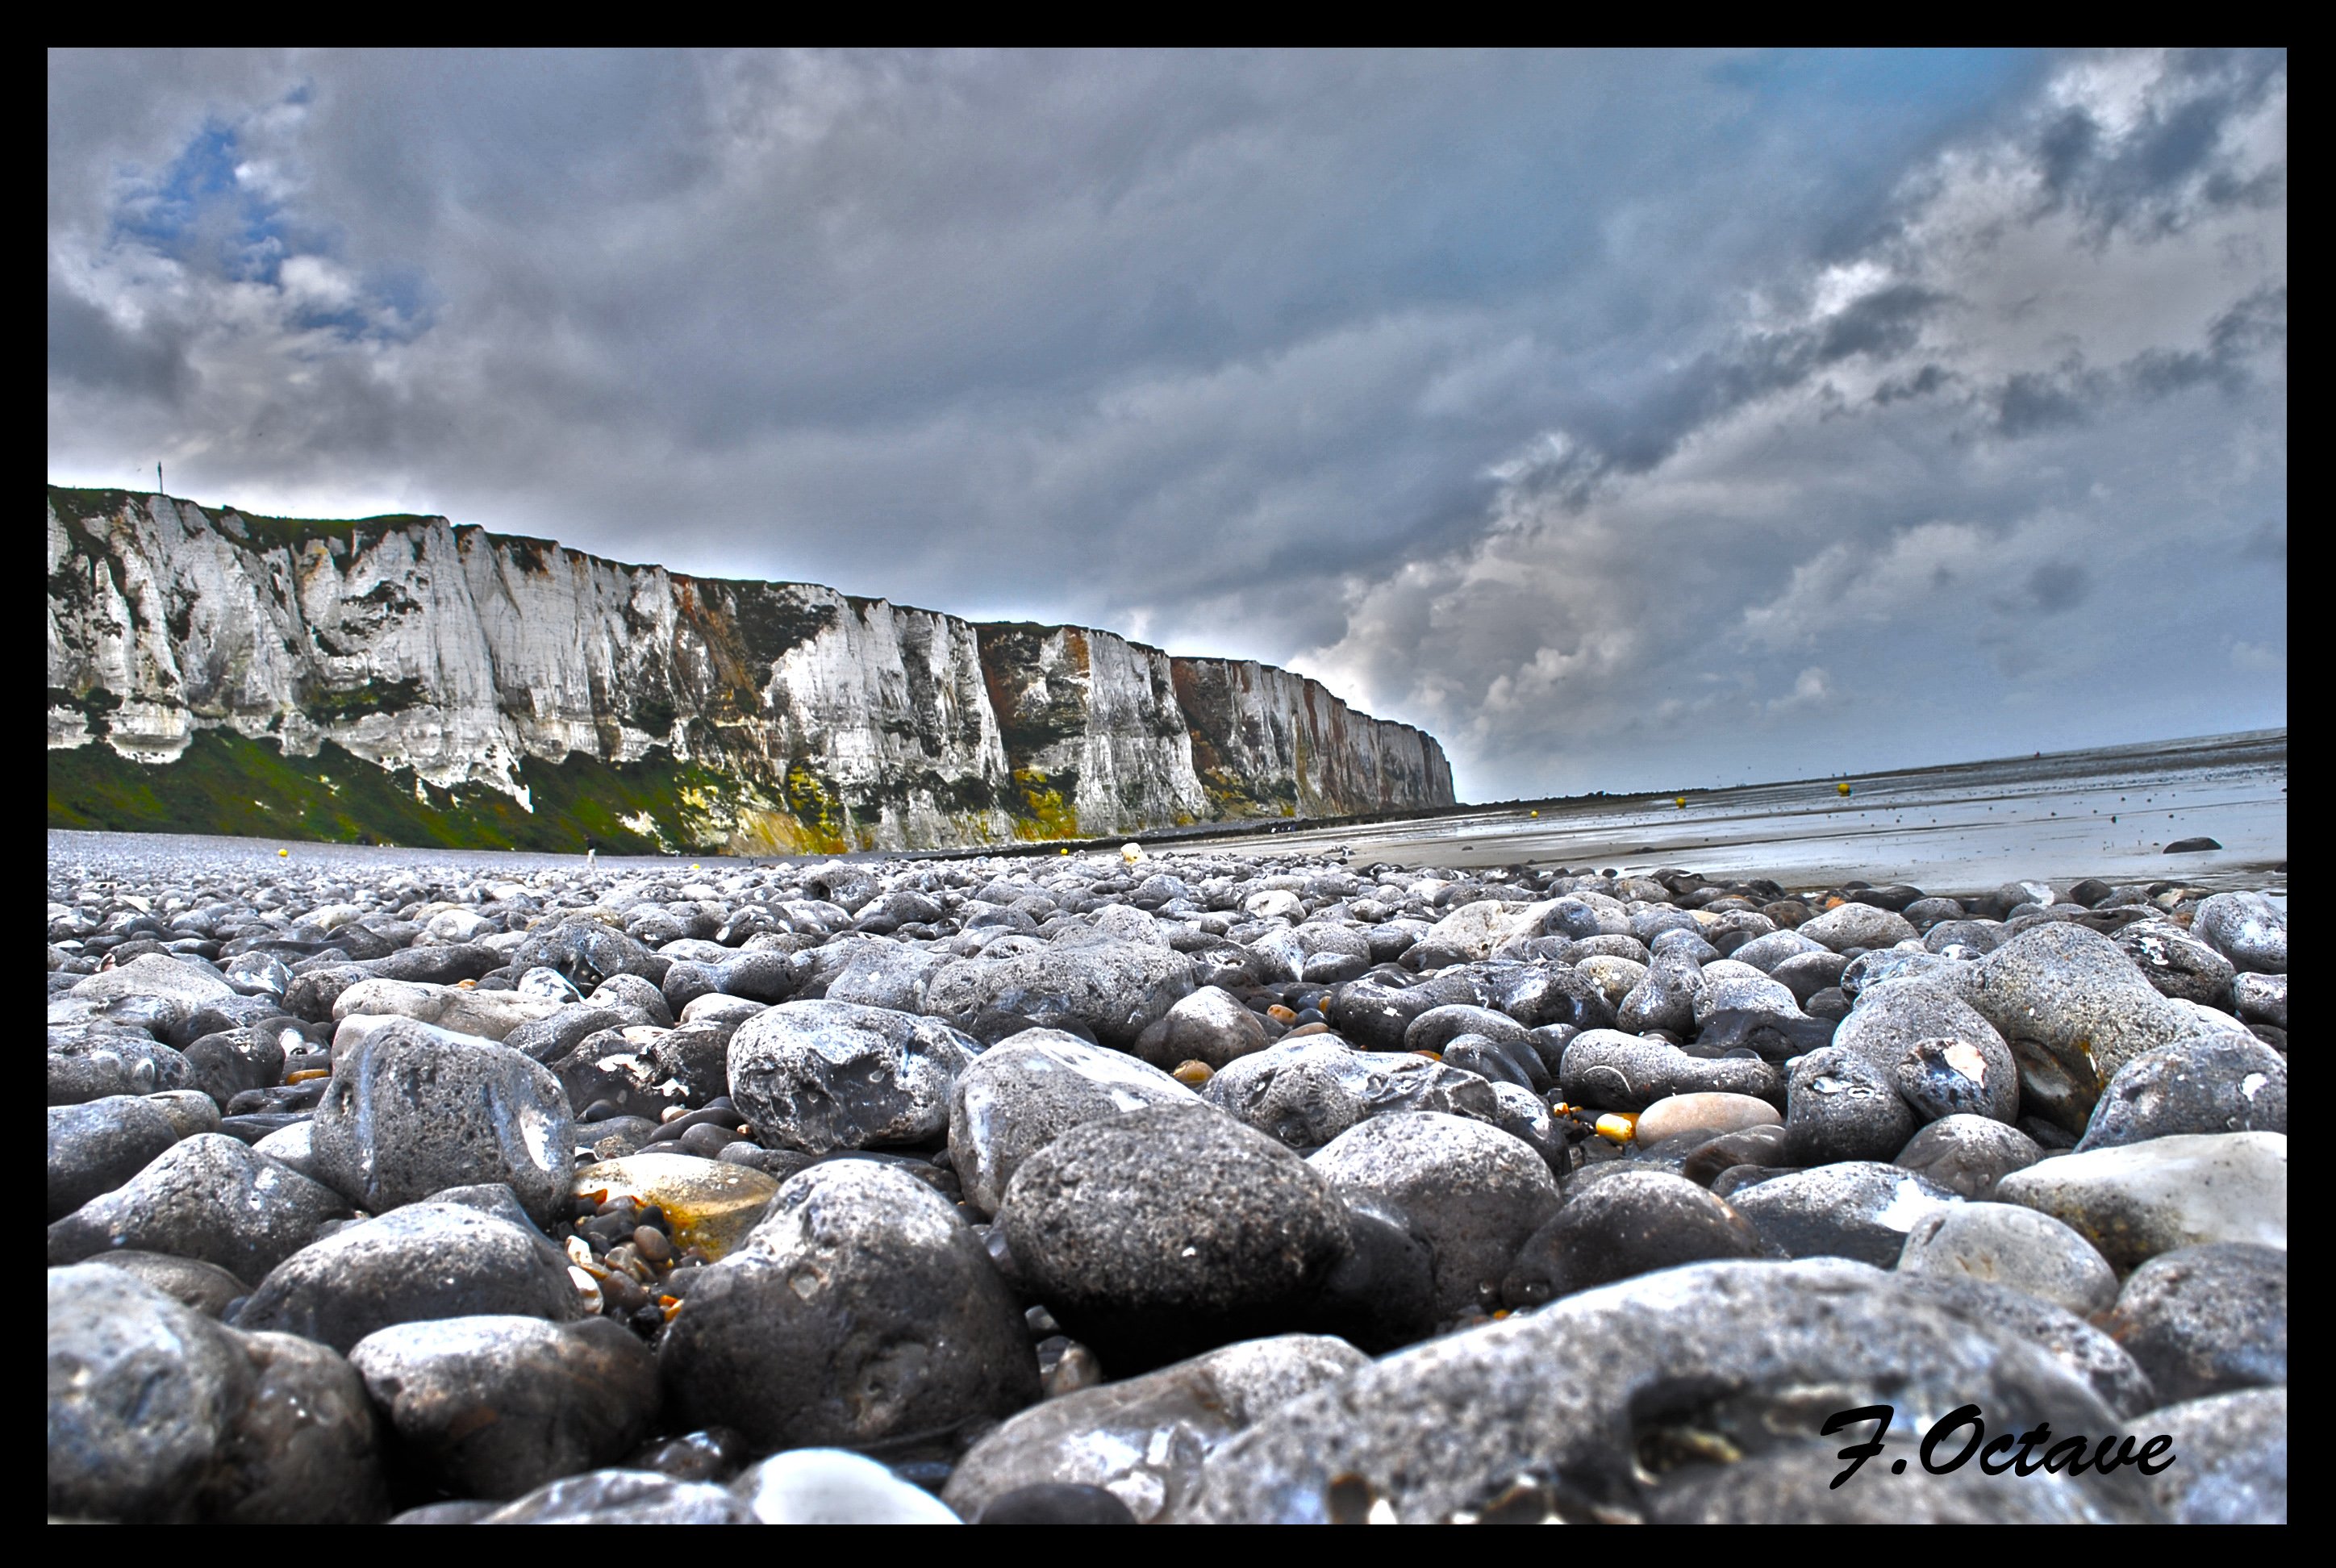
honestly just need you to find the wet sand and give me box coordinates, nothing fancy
[48,729,2284,899]
[1177,728,2288,895]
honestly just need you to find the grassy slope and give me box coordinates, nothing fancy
[47,729,740,854]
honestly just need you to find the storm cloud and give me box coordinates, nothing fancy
[48,49,2284,799]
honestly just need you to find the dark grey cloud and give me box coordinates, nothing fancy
[48,49,2283,799]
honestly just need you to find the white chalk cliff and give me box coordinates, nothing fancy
[47,487,1454,851]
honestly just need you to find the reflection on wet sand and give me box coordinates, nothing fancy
[1175,729,2288,895]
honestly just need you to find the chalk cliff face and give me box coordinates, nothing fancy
[46,487,1453,851]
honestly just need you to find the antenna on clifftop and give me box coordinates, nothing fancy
[156,462,163,495]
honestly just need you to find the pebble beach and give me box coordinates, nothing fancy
[48,799,2288,1523]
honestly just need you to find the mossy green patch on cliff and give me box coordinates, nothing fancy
[1007,767,1079,841]
[781,762,853,856]
[47,729,751,855]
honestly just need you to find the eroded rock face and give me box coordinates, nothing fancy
[46,489,1451,851]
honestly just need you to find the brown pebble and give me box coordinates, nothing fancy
[1285,1021,1330,1038]
[1266,1004,1298,1024]
[633,1226,674,1266]
[1171,1061,1214,1086]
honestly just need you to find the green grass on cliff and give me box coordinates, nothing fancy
[47,729,740,854]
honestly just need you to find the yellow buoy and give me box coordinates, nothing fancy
[1529,809,1539,818]
[277,848,289,857]
[1838,782,1852,796]
[1675,796,1687,809]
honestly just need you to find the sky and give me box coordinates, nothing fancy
[48,49,2286,802]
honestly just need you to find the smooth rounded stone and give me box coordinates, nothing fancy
[366,941,507,986]
[1893,1272,2158,1418]
[249,1118,323,1178]
[1993,1132,2287,1273]
[1000,1105,1350,1369]
[1562,930,1648,964]
[1483,964,1614,1032]
[1558,1029,1782,1113]
[820,943,949,1013]
[1308,1195,1439,1353]
[1729,929,1824,973]
[1692,1007,1837,1061]
[1403,1003,1529,1056]
[944,1333,1370,1524]
[947,1031,1199,1216]
[515,965,586,1003]
[183,1025,290,1109]
[234,1200,585,1353]
[1422,899,1546,961]
[661,1161,1037,1450]
[1691,960,1803,1025]
[631,1018,737,1108]
[310,1022,575,1228]
[2100,1244,2287,1405]
[732,1448,962,1523]
[1894,1114,2043,1199]
[727,999,977,1156]
[2233,971,2287,1029]
[1322,977,1442,1052]
[206,1328,390,1525]
[474,1469,757,1523]
[329,1011,502,1067]
[48,1132,353,1279]
[1441,1035,1542,1093]
[2135,1387,2287,1524]
[1767,949,1849,1004]
[2190,890,2287,974]
[48,1264,246,1522]
[1191,1258,2154,1524]
[2114,919,2238,1006]
[1797,901,1919,953]
[223,949,295,999]
[1891,1035,2010,1124]
[1572,953,1647,1010]
[1923,918,2004,954]
[1501,1170,1767,1308]
[350,1315,658,1501]
[82,1249,250,1318]
[67,950,237,1019]
[1831,978,2017,1124]
[1678,1124,1791,1188]
[1131,984,1269,1070]
[589,974,672,1028]
[1895,1201,2119,1315]
[575,1153,783,1261]
[1782,1046,1915,1166]
[974,1483,1138,1524]
[1309,1112,1561,1320]
[1202,1036,1502,1149]
[1967,923,2194,1098]
[507,918,659,993]
[2075,1033,2288,1152]
[47,1025,194,1104]
[330,978,567,1041]
[280,962,375,1023]
[1729,1162,1963,1267]
[48,1094,183,1220]
[150,1074,241,1140]
[925,939,1198,1050]
[1837,945,1979,1002]
[1616,947,1700,1035]
[501,1003,635,1064]
[677,991,767,1028]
